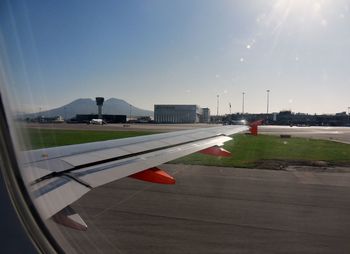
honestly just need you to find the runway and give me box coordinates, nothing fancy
[259,125,350,144]
[25,123,219,132]
[54,164,350,253]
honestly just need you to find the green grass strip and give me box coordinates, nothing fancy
[23,128,155,150]
[171,134,350,168]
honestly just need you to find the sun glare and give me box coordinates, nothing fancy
[267,0,335,30]
[274,0,328,13]
[276,0,329,18]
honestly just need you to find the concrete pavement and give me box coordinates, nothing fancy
[260,125,350,144]
[53,164,350,253]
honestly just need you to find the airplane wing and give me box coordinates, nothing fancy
[20,125,250,230]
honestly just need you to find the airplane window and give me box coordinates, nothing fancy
[1,0,350,253]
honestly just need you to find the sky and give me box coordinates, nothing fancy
[1,0,350,115]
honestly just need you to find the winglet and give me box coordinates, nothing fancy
[249,120,263,136]
[199,146,231,157]
[129,167,176,184]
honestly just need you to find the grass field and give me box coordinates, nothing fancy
[23,128,350,168]
[24,128,156,150]
[171,134,350,168]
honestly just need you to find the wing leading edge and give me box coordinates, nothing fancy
[21,125,249,230]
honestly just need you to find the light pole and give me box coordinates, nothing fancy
[129,104,132,121]
[217,94,219,116]
[38,107,42,122]
[242,92,245,114]
[266,90,270,114]
[229,102,231,114]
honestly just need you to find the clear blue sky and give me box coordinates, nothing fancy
[1,0,350,114]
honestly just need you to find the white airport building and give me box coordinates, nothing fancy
[154,105,210,123]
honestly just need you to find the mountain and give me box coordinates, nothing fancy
[26,98,153,119]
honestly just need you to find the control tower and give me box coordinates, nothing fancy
[95,97,104,119]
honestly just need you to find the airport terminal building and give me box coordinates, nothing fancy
[154,105,210,123]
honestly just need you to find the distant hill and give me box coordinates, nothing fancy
[25,98,153,119]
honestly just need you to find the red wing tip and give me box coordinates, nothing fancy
[249,119,263,127]
[249,119,263,136]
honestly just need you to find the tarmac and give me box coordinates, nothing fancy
[25,123,219,132]
[55,164,350,254]
[41,124,350,253]
[259,125,350,144]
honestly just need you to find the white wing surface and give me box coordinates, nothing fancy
[20,125,248,229]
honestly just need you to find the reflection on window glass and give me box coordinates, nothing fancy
[1,0,350,253]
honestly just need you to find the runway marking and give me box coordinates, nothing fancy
[109,209,347,239]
